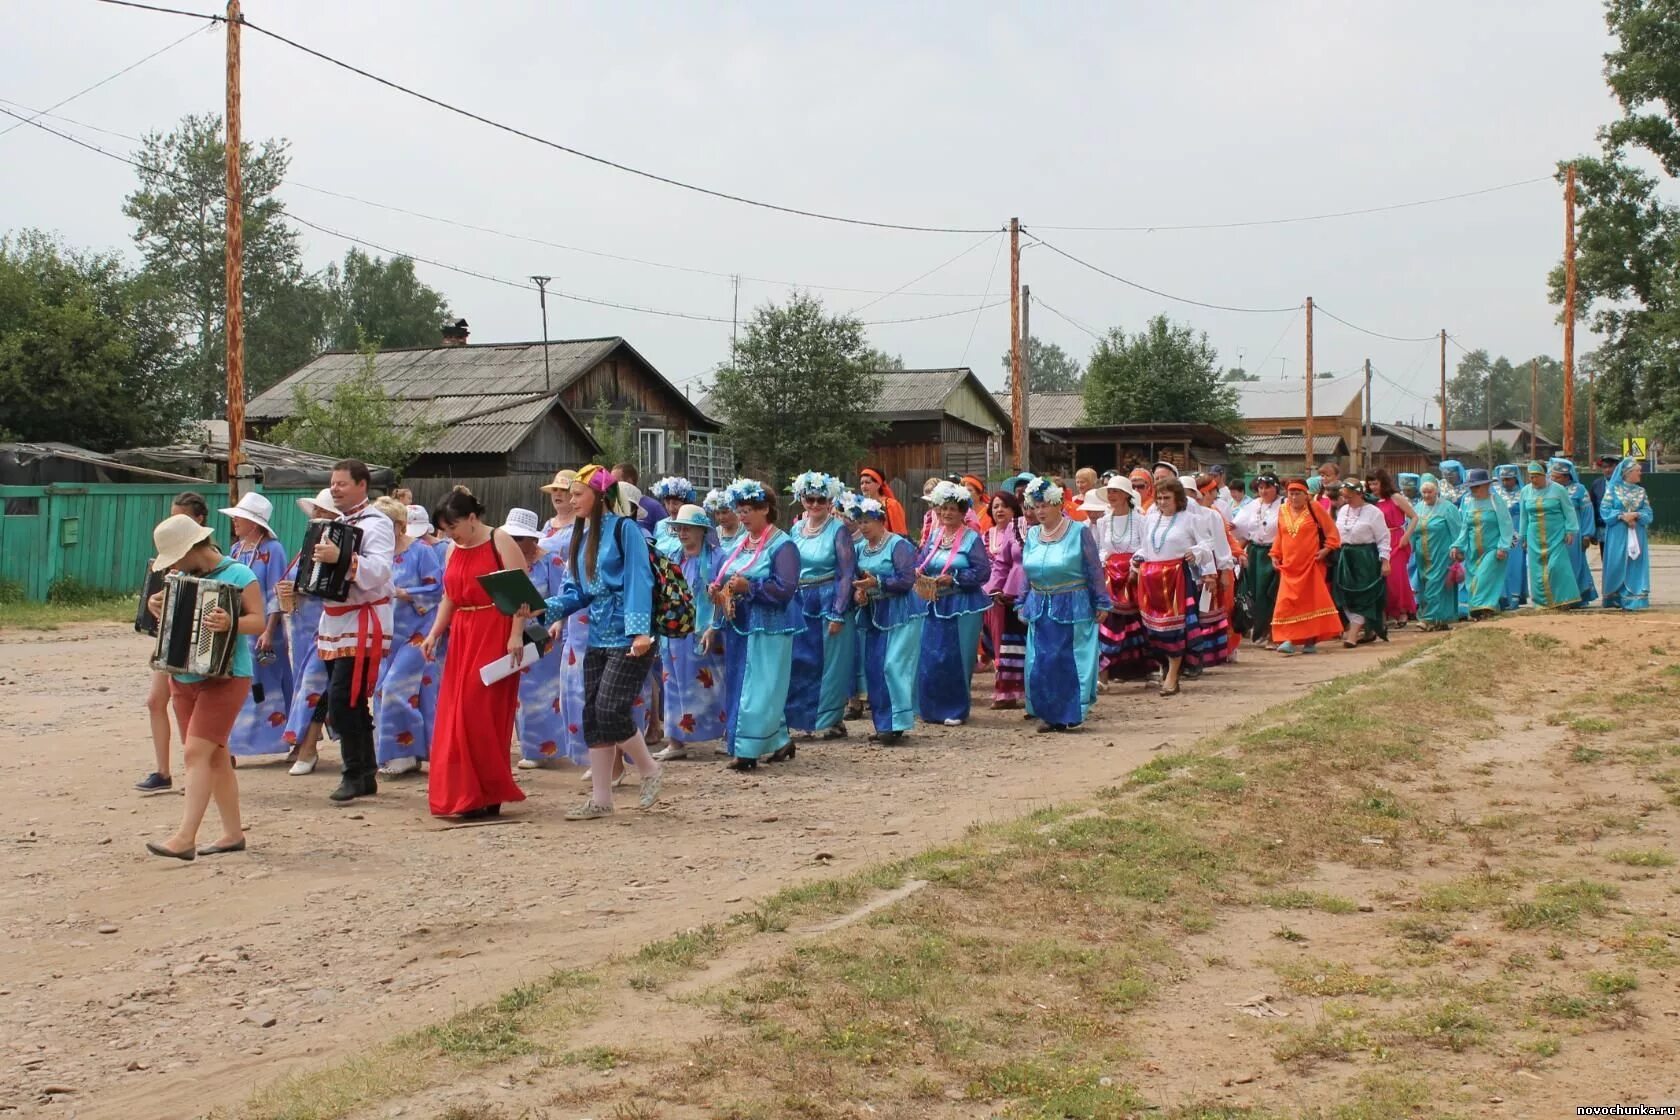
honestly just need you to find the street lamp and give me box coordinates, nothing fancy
[531,275,553,392]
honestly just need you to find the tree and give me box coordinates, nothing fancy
[863,349,905,372]
[1550,1,1680,444]
[267,341,440,473]
[124,113,327,417]
[1471,439,1514,469]
[323,249,451,351]
[708,292,884,483]
[1002,335,1084,393]
[0,230,192,450]
[1223,366,1260,382]
[1081,315,1242,430]
[1444,348,1592,452]
[587,395,639,469]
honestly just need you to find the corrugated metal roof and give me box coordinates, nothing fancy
[1232,434,1348,457]
[873,368,969,414]
[990,391,1086,428]
[1235,374,1363,420]
[1370,422,1478,458]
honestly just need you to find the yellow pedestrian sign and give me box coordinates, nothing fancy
[1623,436,1647,459]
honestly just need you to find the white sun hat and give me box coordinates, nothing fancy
[152,513,215,571]
[405,504,433,539]
[218,492,274,535]
[499,507,542,539]
[297,487,335,518]
[1079,488,1109,513]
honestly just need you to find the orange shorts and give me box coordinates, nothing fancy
[169,676,252,745]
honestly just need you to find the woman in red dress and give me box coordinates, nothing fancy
[1365,468,1418,626]
[421,489,530,819]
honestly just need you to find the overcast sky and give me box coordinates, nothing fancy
[3,1,1623,425]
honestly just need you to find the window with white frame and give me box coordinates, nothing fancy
[638,429,667,475]
[686,432,735,489]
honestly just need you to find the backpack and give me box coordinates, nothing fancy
[621,519,695,639]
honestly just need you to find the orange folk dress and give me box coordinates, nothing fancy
[1267,501,1344,645]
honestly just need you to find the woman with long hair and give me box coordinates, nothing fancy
[654,504,728,759]
[983,491,1028,709]
[915,480,991,727]
[1332,482,1391,644]
[786,472,856,741]
[537,466,667,817]
[1095,477,1148,679]
[1135,477,1210,694]
[420,489,530,819]
[1451,470,1511,621]
[220,493,293,759]
[1600,456,1653,611]
[1233,474,1282,647]
[1409,475,1465,630]
[1269,480,1343,654]
[374,495,442,776]
[851,498,922,743]
[1019,477,1110,730]
[1519,461,1582,610]
[1365,468,1417,626]
[857,468,907,535]
[710,479,801,771]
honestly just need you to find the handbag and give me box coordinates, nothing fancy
[1446,560,1466,586]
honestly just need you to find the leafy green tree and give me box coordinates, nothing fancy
[267,342,438,473]
[709,292,884,483]
[0,230,191,450]
[1081,315,1242,430]
[1471,439,1514,470]
[1002,335,1084,392]
[863,349,906,372]
[124,113,327,416]
[1223,366,1260,382]
[587,395,640,470]
[323,249,451,351]
[1446,349,1593,452]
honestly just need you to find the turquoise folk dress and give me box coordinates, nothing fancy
[1454,493,1512,616]
[1408,494,1463,625]
[1559,469,1599,605]
[716,530,801,760]
[1599,459,1652,611]
[376,541,443,765]
[515,545,567,762]
[914,527,991,724]
[227,535,293,756]
[281,549,329,750]
[854,532,923,735]
[1520,480,1581,609]
[662,541,727,745]
[1496,469,1527,609]
[1020,520,1110,728]
[785,517,856,734]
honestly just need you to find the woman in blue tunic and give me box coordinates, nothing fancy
[278,489,335,775]
[649,476,697,556]
[709,479,801,771]
[221,493,293,758]
[1019,477,1110,733]
[1495,465,1527,609]
[1408,475,1464,631]
[655,504,727,757]
[914,480,991,726]
[1451,470,1511,620]
[1600,456,1652,611]
[851,497,923,743]
[375,497,444,773]
[1437,460,1468,506]
[784,471,856,740]
[1520,460,1581,609]
[1549,458,1598,606]
[492,507,566,768]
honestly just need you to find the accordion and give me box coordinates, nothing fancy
[150,572,242,677]
[296,519,362,602]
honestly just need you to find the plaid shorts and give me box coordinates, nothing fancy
[582,644,657,746]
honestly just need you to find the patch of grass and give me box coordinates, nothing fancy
[1274,1017,1376,1064]
[0,594,135,631]
[436,1106,504,1120]
[1393,917,1453,945]
[971,1059,1143,1117]
[1273,925,1308,943]
[1588,970,1638,995]
[1571,716,1619,734]
[1274,959,1397,998]
[1571,745,1607,764]
[1606,848,1675,868]
[1502,879,1621,930]
[1418,871,1518,913]
[1397,1000,1492,1052]
[1523,632,1563,650]
[1256,889,1359,914]
[635,924,723,968]
[563,1045,627,1071]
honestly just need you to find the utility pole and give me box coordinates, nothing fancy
[1020,283,1032,469]
[1438,329,1448,462]
[1588,365,1597,461]
[1304,296,1314,470]
[224,0,245,506]
[1530,358,1539,460]
[1008,218,1024,470]
[530,276,553,392]
[730,274,740,365]
[1563,165,1578,458]
[1484,359,1495,470]
[1362,357,1372,476]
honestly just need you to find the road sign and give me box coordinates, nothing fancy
[1623,436,1648,459]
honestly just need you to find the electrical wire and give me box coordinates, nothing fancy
[1023,232,1301,314]
[1031,297,1104,343]
[959,235,1009,364]
[1251,304,1305,374]
[0,24,207,139]
[1311,303,1440,343]
[847,231,1001,314]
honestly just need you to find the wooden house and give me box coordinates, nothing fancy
[990,392,1237,476]
[1235,375,1365,469]
[862,368,1012,483]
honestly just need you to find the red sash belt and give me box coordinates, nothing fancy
[323,597,389,703]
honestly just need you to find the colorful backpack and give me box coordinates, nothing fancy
[621,518,695,638]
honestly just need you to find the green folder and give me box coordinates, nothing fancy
[476,567,547,616]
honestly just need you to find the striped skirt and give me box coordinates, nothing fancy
[988,598,1026,702]
[1137,558,1195,660]
[1099,552,1147,678]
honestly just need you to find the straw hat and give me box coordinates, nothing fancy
[152,513,215,571]
[539,468,579,494]
[668,503,711,530]
[219,492,274,535]
[405,504,433,539]
[499,507,542,539]
[297,487,335,517]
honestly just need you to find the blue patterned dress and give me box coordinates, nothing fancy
[784,517,857,734]
[1600,460,1652,611]
[717,529,801,759]
[1562,478,1599,606]
[1496,473,1527,609]
[1454,494,1511,616]
[1020,520,1110,728]
[515,547,568,762]
[375,541,443,765]
[227,535,293,757]
[662,542,727,745]
[914,526,991,724]
[855,532,923,734]
[1519,480,1581,609]
[281,552,329,749]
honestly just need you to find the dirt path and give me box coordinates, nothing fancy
[3,616,1436,1118]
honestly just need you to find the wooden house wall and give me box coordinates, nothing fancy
[861,417,992,481]
[561,354,712,437]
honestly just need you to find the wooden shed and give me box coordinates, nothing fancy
[862,368,1012,482]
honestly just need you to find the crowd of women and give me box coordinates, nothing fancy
[139,452,1656,836]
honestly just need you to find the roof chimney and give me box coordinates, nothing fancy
[441,318,470,347]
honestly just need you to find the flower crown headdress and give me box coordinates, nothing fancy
[857,497,887,521]
[649,476,696,501]
[790,471,846,502]
[702,488,731,513]
[926,480,972,507]
[724,477,769,507]
[1021,476,1064,507]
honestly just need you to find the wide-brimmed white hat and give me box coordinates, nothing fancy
[539,468,579,494]
[617,481,644,520]
[405,504,433,539]
[1078,489,1109,513]
[500,507,542,539]
[1105,476,1139,501]
[219,492,274,534]
[668,503,711,530]
[152,513,215,571]
[297,487,335,518]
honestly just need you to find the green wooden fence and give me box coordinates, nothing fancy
[0,483,318,602]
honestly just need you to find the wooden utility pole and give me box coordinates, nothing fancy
[1008,217,1024,470]
[1438,329,1448,461]
[224,0,246,506]
[1587,365,1597,461]
[1019,283,1031,468]
[1530,358,1539,460]
[1562,165,1578,458]
[1362,357,1372,476]
[1304,296,1314,469]
[1484,357,1495,470]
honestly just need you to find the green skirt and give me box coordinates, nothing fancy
[1332,542,1387,639]
[1242,540,1279,641]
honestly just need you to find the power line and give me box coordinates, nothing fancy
[93,0,1000,235]
[1311,303,1440,343]
[1252,304,1304,374]
[1032,297,1104,343]
[1030,176,1553,232]
[848,231,1001,314]
[1023,232,1301,315]
[0,24,206,139]
[959,235,1008,364]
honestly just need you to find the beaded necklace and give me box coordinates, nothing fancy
[1149,511,1178,551]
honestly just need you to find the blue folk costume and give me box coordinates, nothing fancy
[1398,472,1423,595]
[1600,457,1652,612]
[1519,465,1581,609]
[1549,458,1598,606]
[663,533,727,745]
[376,539,443,765]
[541,524,594,764]
[915,490,992,724]
[1437,460,1467,506]
[227,534,293,756]
[1495,466,1527,609]
[854,522,923,736]
[1409,475,1464,626]
[1020,481,1111,729]
[785,473,857,735]
[713,507,801,760]
[281,551,330,750]
[514,544,568,763]
[1454,484,1512,617]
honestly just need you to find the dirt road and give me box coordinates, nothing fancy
[0,548,1667,1118]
